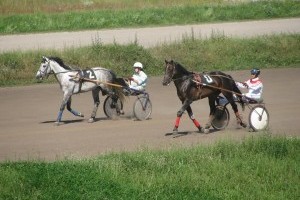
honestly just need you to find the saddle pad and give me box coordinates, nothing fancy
[82,69,97,80]
[193,73,214,85]
[201,74,214,85]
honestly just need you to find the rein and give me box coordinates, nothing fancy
[41,60,78,76]
[192,80,243,97]
[173,73,243,97]
[53,66,111,75]
[209,74,244,83]
[69,74,124,88]
[170,73,241,83]
[169,71,243,97]
[171,74,193,82]
[166,64,245,97]
[53,70,78,75]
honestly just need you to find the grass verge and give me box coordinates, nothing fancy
[0,1,299,34]
[0,34,299,87]
[0,134,299,199]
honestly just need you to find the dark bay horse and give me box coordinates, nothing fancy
[162,59,246,133]
[36,56,124,125]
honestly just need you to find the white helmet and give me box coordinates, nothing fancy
[133,62,143,69]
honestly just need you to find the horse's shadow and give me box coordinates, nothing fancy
[165,131,190,138]
[165,129,220,138]
[40,117,108,125]
[40,119,84,124]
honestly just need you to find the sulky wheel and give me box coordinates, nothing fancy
[133,96,152,121]
[103,96,123,119]
[211,106,230,130]
[249,105,269,131]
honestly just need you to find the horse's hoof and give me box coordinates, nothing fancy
[240,122,247,128]
[88,118,95,123]
[205,124,211,129]
[119,110,125,115]
[198,127,204,132]
[131,117,138,121]
[173,127,178,134]
[54,121,61,126]
[203,128,210,134]
[78,113,84,117]
[248,127,254,132]
[199,127,209,134]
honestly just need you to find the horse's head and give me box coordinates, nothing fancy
[36,56,52,81]
[162,59,176,86]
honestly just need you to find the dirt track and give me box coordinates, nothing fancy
[0,19,300,161]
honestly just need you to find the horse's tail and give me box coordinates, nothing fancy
[113,78,126,103]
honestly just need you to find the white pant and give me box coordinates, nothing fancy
[129,81,145,91]
[244,92,261,101]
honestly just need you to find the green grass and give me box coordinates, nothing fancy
[0,0,220,15]
[1,2,298,199]
[0,1,299,34]
[0,34,299,87]
[1,134,299,199]
[152,33,300,72]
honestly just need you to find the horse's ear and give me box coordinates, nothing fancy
[42,56,49,62]
[165,59,173,64]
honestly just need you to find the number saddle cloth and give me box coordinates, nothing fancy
[192,73,214,88]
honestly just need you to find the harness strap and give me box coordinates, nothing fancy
[171,74,193,82]
[69,74,124,88]
[77,70,84,93]
[192,80,243,97]
[193,73,202,88]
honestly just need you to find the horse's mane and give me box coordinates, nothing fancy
[174,61,193,75]
[49,57,73,70]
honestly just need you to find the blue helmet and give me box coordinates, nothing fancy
[251,68,260,77]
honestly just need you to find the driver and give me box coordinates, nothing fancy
[236,68,263,101]
[218,68,263,106]
[126,62,148,92]
[119,62,148,116]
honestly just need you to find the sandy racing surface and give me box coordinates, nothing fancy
[0,18,300,161]
[1,68,300,161]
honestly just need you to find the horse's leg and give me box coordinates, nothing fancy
[111,94,123,115]
[173,99,192,133]
[205,95,219,130]
[225,93,247,128]
[56,93,72,125]
[186,106,208,133]
[88,88,101,123]
[66,97,84,117]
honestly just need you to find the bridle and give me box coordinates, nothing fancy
[38,59,76,78]
[164,63,194,84]
[38,59,52,78]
